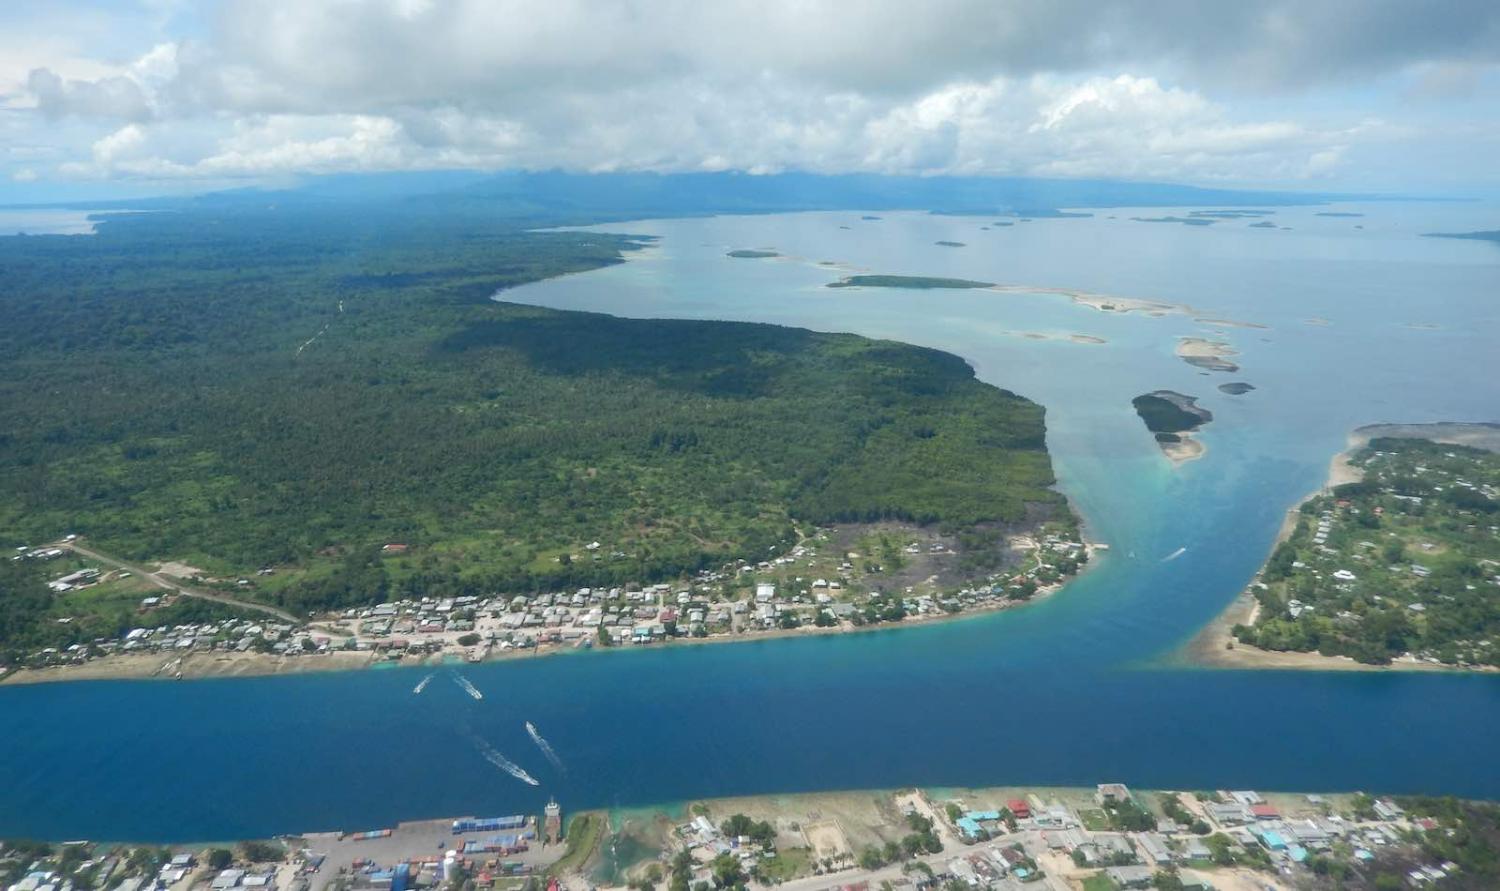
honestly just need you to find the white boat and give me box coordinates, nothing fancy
[526,721,566,772]
[413,673,434,694]
[474,738,539,786]
[453,673,483,700]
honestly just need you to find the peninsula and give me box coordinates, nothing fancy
[1197,423,1500,671]
[0,208,1084,683]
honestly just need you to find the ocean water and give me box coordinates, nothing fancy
[0,209,105,235]
[1,204,1498,842]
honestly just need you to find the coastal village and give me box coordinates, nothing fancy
[5,785,1489,891]
[2,522,1089,681]
[1231,434,1500,668]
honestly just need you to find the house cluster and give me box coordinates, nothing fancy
[12,545,67,563]
[46,567,100,593]
[205,866,285,891]
[1,850,308,891]
[940,785,1453,891]
[339,586,733,653]
[672,815,776,879]
[22,618,308,669]
[952,790,1198,884]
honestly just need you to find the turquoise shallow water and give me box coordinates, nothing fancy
[1,204,1497,841]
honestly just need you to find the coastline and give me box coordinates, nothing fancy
[1185,422,1500,672]
[1,544,1104,687]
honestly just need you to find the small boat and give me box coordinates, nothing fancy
[472,737,539,786]
[453,673,483,700]
[413,673,434,694]
[527,721,566,772]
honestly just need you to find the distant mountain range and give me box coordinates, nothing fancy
[6,170,1373,220]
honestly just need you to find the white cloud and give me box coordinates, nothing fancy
[7,0,1500,189]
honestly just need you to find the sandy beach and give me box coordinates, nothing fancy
[1160,436,1206,465]
[1176,336,1240,372]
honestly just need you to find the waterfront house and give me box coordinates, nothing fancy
[1095,783,1131,805]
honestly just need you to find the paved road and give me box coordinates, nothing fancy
[59,540,303,624]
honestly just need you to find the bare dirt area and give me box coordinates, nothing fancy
[155,560,210,579]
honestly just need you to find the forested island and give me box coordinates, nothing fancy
[1422,230,1500,243]
[0,205,1076,663]
[827,274,995,290]
[726,249,779,258]
[1130,216,1215,226]
[1233,433,1500,667]
[1132,391,1212,464]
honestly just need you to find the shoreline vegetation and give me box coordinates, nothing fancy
[1189,423,1500,672]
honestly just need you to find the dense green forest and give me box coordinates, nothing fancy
[0,204,1067,623]
[1131,391,1211,435]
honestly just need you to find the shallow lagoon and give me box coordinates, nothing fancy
[1,204,1497,841]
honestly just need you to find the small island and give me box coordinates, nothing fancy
[860,215,882,221]
[1128,214,1212,225]
[827,274,995,290]
[1248,221,1278,229]
[1132,390,1212,464]
[1191,210,1274,219]
[934,240,967,247]
[1177,336,1240,373]
[1218,382,1256,395]
[1422,230,1500,243]
[1315,212,1365,218]
[725,249,780,259]
[1001,208,1094,219]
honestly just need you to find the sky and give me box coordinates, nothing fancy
[3,0,1500,203]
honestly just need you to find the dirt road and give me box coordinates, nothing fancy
[60,540,302,624]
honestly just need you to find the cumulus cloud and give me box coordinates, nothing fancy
[9,0,1500,187]
[26,67,154,121]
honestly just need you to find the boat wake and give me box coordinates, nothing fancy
[452,672,483,700]
[1161,547,1187,562]
[526,721,566,773]
[471,736,540,786]
[413,673,434,695]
